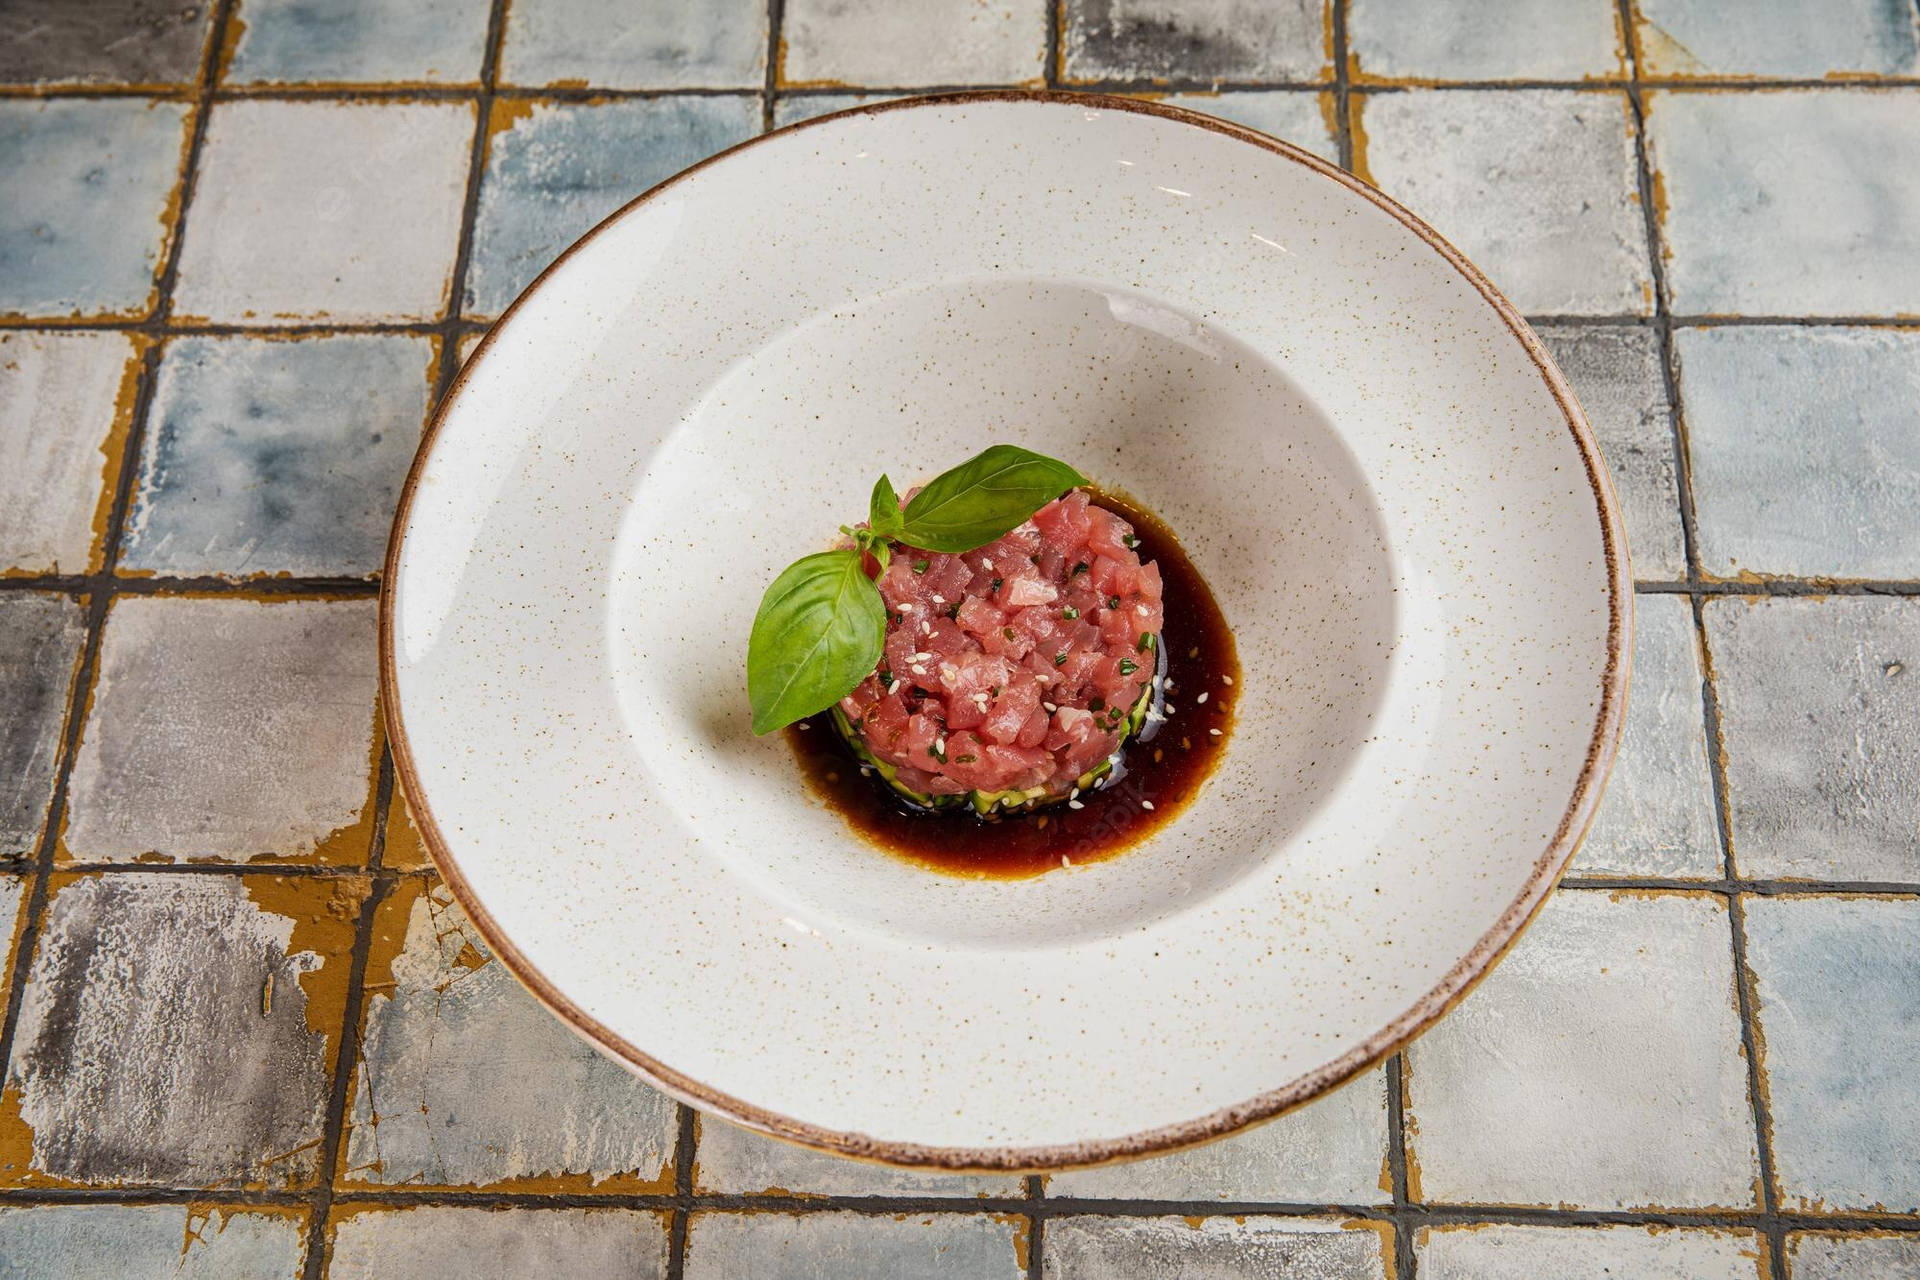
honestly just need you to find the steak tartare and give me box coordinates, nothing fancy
[835,490,1165,812]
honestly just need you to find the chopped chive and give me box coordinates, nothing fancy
[1137,632,1156,653]
[1061,606,1079,620]
[991,576,1003,591]
[878,667,892,685]
[1122,533,1140,549]
[1003,626,1017,640]
[1107,595,1120,610]
[912,559,929,574]
[1118,658,1138,676]
[945,602,961,619]
[927,744,946,763]
[1071,562,1088,576]
[954,754,977,764]
[1089,696,1105,712]
[1054,652,1068,667]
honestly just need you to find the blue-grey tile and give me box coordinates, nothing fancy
[3,873,362,1188]
[1047,1067,1389,1203]
[1706,597,1919,882]
[0,0,212,86]
[124,334,430,578]
[695,1115,1019,1197]
[1357,90,1651,315]
[1744,896,1920,1213]
[346,880,679,1190]
[328,1207,668,1279]
[1636,0,1919,78]
[1535,323,1686,579]
[0,595,84,861]
[0,1204,307,1278]
[1063,0,1329,84]
[685,1211,1024,1280]
[1418,1222,1763,1279]
[1406,890,1757,1209]
[1786,1232,1920,1278]
[1044,1217,1388,1279]
[1153,90,1338,164]
[783,0,1047,87]
[173,100,473,324]
[773,92,901,128]
[63,598,379,864]
[467,96,759,316]
[225,0,491,85]
[1678,326,1920,580]
[500,0,766,89]
[0,99,188,319]
[1349,0,1624,81]
[0,331,137,574]
[1573,595,1719,877]
[1648,90,1920,317]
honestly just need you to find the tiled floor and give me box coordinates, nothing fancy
[0,0,1916,1276]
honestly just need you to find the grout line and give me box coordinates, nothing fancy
[1619,3,1787,1273]
[1331,0,1354,171]
[0,0,239,1115]
[363,746,397,874]
[760,0,783,131]
[429,0,511,397]
[666,1106,697,1279]
[296,873,389,1280]
[1026,1174,1046,1280]
[1046,0,1063,89]
[1384,1053,1417,1280]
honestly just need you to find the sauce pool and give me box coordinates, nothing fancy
[785,486,1240,879]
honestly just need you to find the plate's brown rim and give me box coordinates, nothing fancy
[378,89,1634,1173]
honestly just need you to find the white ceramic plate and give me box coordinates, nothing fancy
[383,92,1629,1169]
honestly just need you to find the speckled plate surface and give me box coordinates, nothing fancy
[382,92,1630,1169]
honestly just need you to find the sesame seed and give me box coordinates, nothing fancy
[1221,674,1234,685]
[1043,702,1058,713]
[1196,692,1209,704]
[1061,854,1072,866]
[910,664,926,676]
[934,735,946,752]
[888,680,902,694]
[1209,728,1222,736]
[798,722,810,730]
[1067,800,1083,810]
[1141,799,1155,810]
[931,594,945,604]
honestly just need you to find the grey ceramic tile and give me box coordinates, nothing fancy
[1786,1232,1920,1278]
[2,872,362,1188]
[1744,896,1920,1213]
[0,331,136,574]
[695,1114,1020,1197]
[173,100,473,324]
[466,96,759,316]
[123,333,431,578]
[1152,91,1338,164]
[0,1204,307,1278]
[1648,89,1920,317]
[63,597,379,864]
[773,92,903,128]
[1357,90,1652,315]
[0,99,189,319]
[685,1211,1024,1280]
[1706,596,1919,882]
[1418,1222,1763,1279]
[1047,1067,1389,1203]
[1571,594,1720,877]
[1063,0,1329,84]
[1677,326,1920,581]
[500,0,766,90]
[345,880,679,1190]
[1406,890,1757,1209]
[328,1207,669,1279]
[1534,323,1685,580]
[225,0,492,85]
[0,595,84,862]
[1348,0,1624,82]
[1043,1217,1388,1279]
[0,0,212,86]
[1635,0,1920,78]
[784,0,1046,87]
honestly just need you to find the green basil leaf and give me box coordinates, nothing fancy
[898,445,1088,553]
[748,550,886,735]
[868,474,904,540]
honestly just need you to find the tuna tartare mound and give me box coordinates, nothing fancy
[835,490,1164,812]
